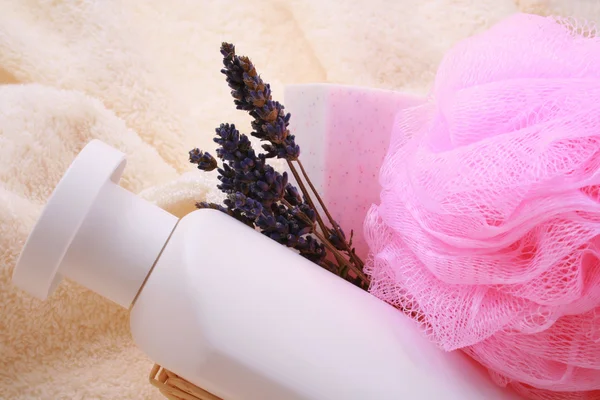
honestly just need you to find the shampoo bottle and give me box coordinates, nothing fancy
[12,140,519,400]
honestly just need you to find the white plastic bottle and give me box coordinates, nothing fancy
[12,140,520,400]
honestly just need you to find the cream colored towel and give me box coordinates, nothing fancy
[0,1,598,399]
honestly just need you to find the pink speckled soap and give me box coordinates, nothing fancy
[284,84,424,259]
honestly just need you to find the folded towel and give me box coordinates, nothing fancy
[0,1,596,399]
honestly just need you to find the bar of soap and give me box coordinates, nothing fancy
[284,84,424,260]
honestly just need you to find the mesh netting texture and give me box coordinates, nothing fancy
[364,14,600,400]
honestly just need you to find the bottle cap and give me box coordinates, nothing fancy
[12,140,178,308]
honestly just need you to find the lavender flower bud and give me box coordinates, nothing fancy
[224,193,264,221]
[298,203,317,223]
[189,149,218,171]
[284,185,302,206]
[297,236,326,263]
[328,222,349,251]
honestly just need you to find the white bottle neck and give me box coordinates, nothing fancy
[59,182,178,308]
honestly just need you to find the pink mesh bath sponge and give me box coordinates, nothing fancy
[364,14,600,400]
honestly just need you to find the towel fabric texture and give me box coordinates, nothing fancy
[0,1,598,399]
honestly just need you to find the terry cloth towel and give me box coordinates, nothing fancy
[0,1,598,399]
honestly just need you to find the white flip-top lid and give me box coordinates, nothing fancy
[12,140,178,308]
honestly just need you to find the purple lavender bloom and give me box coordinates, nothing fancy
[296,236,326,263]
[224,193,264,221]
[212,123,293,209]
[327,221,349,251]
[190,43,335,271]
[284,185,303,206]
[220,42,300,161]
[189,149,218,171]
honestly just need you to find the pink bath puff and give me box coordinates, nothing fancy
[284,84,423,259]
[364,14,600,399]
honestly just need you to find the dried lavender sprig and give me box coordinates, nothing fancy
[219,43,337,243]
[223,42,364,278]
[219,42,363,271]
[191,43,368,289]
[220,43,299,160]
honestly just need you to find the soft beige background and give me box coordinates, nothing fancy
[0,1,598,399]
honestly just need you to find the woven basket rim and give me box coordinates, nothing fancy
[149,364,222,400]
